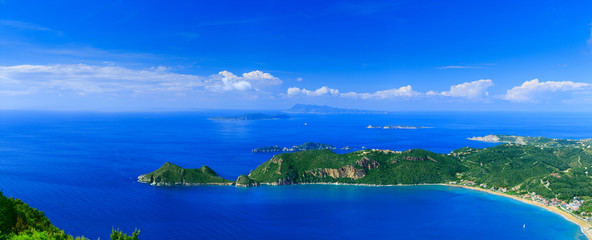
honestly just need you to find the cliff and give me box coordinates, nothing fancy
[235,175,260,187]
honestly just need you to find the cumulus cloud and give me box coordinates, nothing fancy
[437,66,485,70]
[207,70,282,92]
[503,79,592,102]
[287,81,492,101]
[340,85,419,99]
[286,86,340,96]
[0,64,281,96]
[427,79,493,99]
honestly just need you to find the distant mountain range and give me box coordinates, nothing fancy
[284,104,385,114]
[209,113,291,120]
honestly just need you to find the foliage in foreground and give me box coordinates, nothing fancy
[0,191,139,240]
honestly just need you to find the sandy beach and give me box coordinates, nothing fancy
[443,184,592,240]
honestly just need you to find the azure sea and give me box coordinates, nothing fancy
[1,111,592,240]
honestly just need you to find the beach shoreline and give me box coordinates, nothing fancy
[442,184,592,240]
[262,181,592,239]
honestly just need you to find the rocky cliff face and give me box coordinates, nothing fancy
[235,175,260,187]
[356,157,380,169]
[306,165,366,180]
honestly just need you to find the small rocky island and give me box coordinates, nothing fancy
[209,113,291,121]
[252,142,336,153]
[138,162,260,187]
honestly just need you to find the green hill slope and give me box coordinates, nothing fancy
[138,162,233,186]
[248,149,467,185]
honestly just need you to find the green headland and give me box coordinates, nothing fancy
[141,135,592,210]
[138,162,234,186]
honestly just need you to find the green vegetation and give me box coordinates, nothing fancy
[246,135,592,201]
[141,134,592,202]
[110,229,139,240]
[248,149,466,185]
[0,191,79,240]
[456,137,592,200]
[0,191,138,240]
[138,162,233,186]
[235,175,259,187]
[252,142,336,153]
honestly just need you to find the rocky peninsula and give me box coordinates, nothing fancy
[140,135,592,239]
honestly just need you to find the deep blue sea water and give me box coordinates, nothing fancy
[1,111,592,239]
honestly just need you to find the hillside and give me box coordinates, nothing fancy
[458,140,592,200]
[248,149,467,185]
[138,162,233,186]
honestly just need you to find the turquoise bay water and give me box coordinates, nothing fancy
[1,111,591,239]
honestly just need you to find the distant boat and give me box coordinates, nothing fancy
[523,224,526,228]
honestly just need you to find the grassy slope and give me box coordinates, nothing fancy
[248,149,466,185]
[138,162,232,185]
[459,144,592,200]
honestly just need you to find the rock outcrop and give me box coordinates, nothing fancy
[235,175,260,187]
[138,162,234,186]
[356,157,380,169]
[306,165,366,180]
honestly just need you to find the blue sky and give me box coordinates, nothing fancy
[1,0,592,111]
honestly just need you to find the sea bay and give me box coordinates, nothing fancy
[1,111,591,239]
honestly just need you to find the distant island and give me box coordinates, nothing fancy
[367,125,432,129]
[284,104,385,114]
[138,162,234,186]
[138,162,257,187]
[252,142,336,153]
[468,134,592,148]
[209,113,291,121]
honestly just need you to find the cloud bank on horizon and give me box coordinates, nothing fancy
[1,63,591,110]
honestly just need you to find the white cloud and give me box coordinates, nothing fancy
[503,79,592,102]
[207,70,282,92]
[428,79,493,99]
[0,64,205,95]
[0,64,281,96]
[296,77,303,82]
[0,19,55,32]
[588,24,592,46]
[437,66,485,70]
[286,86,340,96]
[340,85,419,99]
[287,81,491,101]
